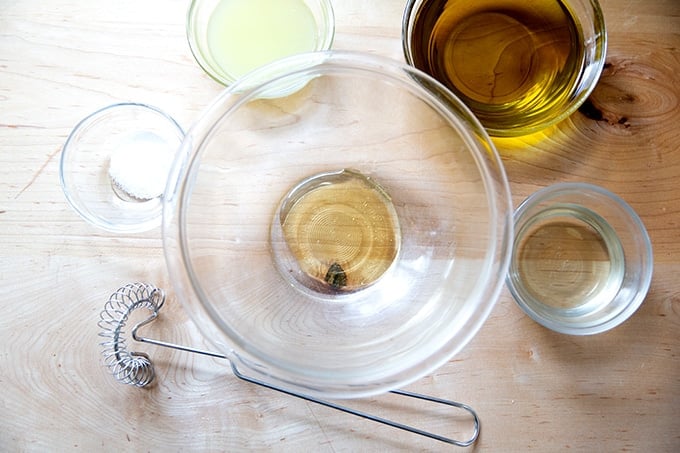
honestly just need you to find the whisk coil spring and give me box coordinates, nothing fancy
[98,282,164,387]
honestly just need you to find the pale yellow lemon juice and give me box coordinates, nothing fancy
[207,0,320,81]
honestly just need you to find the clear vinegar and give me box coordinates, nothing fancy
[512,205,625,316]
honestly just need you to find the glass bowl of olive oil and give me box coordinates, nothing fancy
[162,51,513,399]
[186,0,335,88]
[507,183,653,335]
[402,0,607,137]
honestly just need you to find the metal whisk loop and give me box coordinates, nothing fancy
[98,282,165,387]
[99,282,480,447]
[229,361,481,447]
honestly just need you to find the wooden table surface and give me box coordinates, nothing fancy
[1,0,678,451]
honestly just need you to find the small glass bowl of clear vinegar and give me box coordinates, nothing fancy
[507,183,653,335]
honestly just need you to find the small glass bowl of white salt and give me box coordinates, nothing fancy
[60,103,184,233]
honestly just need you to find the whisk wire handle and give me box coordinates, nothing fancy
[99,282,480,447]
[229,361,480,447]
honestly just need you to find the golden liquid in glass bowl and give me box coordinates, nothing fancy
[272,169,400,294]
[407,0,585,134]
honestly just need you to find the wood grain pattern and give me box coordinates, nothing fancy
[1,0,678,451]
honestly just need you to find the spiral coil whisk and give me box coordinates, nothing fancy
[98,282,164,387]
[98,282,480,447]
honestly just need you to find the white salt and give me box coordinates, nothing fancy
[108,132,174,201]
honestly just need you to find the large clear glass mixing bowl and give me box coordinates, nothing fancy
[163,51,513,398]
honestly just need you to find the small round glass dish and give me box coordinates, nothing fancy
[59,103,184,233]
[163,51,513,398]
[186,0,335,88]
[506,183,653,335]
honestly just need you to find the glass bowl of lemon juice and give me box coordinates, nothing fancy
[187,0,335,88]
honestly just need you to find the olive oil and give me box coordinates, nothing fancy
[407,0,584,134]
[271,170,400,294]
